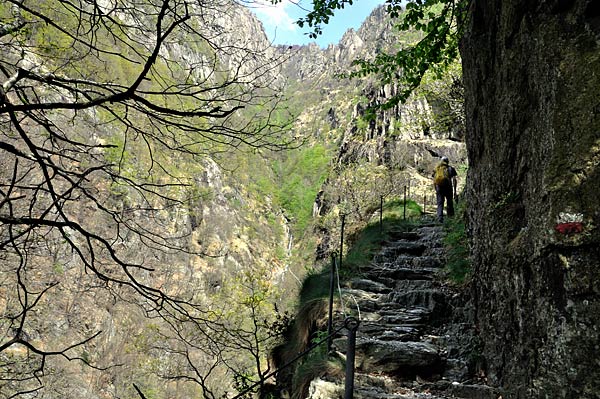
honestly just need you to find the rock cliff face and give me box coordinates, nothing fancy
[274,7,467,267]
[0,2,291,397]
[461,1,600,397]
[280,5,466,195]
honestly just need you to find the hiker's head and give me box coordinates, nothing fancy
[441,156,449,164]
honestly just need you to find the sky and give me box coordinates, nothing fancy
[249,0,387,48]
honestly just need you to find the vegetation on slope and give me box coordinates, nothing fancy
[0,1,468,398]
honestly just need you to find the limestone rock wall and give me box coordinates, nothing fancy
[461,1,600,397]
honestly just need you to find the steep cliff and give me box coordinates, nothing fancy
[461,1,600,397]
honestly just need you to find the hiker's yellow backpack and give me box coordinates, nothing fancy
[433,163,450,186]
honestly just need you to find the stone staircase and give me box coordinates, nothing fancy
[308,223,500,399]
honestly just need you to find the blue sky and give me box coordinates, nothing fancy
[249,1,386,48]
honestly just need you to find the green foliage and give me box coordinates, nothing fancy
[298,270,331,305]
[234,143,331,237]
[443,201,470,284]
[273,144,331,233]
[355,115,370,133]
[294,0,358,39]
[418,58,464,134]
[382,198,423,220]
[52,262,64,274]
[342,222,385,274]
[292,354,343,399]
[308,330,329,359]
[326,163,407,224]
[21,2,143,84]
[271,185,480,398]
[232,370,256,397]
[353,0,468,109]
[456,162,469,177]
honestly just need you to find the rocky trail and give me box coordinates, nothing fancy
[308,223,500,399]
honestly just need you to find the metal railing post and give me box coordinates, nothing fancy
[403,186,407,220]
[344,317,360,399]
[379,195,383,234]
[339,214,346,271]
[327,252,336,353]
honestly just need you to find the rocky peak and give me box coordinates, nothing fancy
[280,5,394,80]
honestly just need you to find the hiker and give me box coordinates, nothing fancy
[432,156,457,223]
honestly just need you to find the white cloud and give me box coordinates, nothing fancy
[251,0,297,33]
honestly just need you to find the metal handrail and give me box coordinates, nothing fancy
[327,251,337,353]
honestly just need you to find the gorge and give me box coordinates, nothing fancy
[1,1,599,399]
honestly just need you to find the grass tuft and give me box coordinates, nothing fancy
[298,270,330,304]
[292,354,344,399]
[443,200,471,284]
[343,199,422,276]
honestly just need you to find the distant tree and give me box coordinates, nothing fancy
[0,0,294,397]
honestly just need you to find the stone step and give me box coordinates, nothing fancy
[415,228,445,248]
[362,255,444,272]
[356,308,431,326]
[386,290,450,320]
[422,247,446,258]
[355,325,423,343]
[308,376,494,399]
[332,335,443,376]
[379,307,431,323]
[441,358,470,382]
[374,242,427,262]
[395,280,436,291]
[349,290,436,312]
[342,288,385,303]
[306,224,481,399]
[397,255,445,269]
[366,267,437,281]
[358,323,422,338]
[355,386,450,399]
[358,381,500,399]
[354,338,443,375]
[354,381,497,399]
[353,277,434,293]
[307,376,466,399]
[347,278,393,294]
[358,322,423,342]
[424,381,503,399]
[354,373,406,396]
[385,230,421,242]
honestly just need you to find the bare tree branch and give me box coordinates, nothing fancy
[0,0,295,396]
